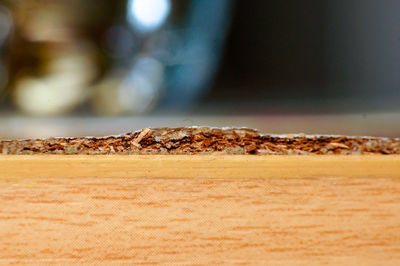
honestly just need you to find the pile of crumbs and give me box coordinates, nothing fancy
[1,127,399,155]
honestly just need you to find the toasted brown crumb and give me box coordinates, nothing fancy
[0,127,399,155]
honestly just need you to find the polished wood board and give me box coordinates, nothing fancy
[0,155,400,265]
[1,155,400,179]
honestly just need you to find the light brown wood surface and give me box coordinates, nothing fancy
[1,155,400,179]
[1,155,400,265]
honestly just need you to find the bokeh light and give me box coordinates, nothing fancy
[127,0,171,32]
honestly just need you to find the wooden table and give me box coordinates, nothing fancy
[1,155,400,265]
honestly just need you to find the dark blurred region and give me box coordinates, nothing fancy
[209,0,400,113]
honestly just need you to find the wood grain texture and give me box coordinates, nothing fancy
[0,155,400,265]
[1,155,400,179]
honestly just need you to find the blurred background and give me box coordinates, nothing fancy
[0,0,399,138]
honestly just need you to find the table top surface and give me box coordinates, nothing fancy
[0,112,399,139]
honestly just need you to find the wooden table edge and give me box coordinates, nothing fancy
[1,155,399,179]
